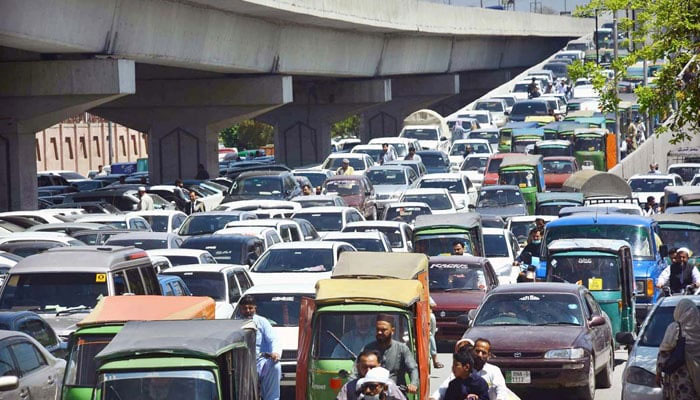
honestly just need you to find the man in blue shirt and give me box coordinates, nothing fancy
[239,295,282,400]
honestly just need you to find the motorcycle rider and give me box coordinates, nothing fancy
[656,248,700,294]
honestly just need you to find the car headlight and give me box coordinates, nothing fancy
[543,348,585,359]
[624,366,659,387]
[635,279,654,297]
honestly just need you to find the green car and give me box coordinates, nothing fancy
[498,154,546,215]
[546,239,636,344]
[93,320,257,400]
[652,213,700,267]
[413,213,485,257]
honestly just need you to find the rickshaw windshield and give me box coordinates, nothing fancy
[415,234,474,257]
[429,263,486,291]
[549,255,621,290]
[499,171,536,188]
[538,147,571,157]
[574,136,604,152]
[100,370,218,400]
[512,139,538,154]
[657,226,700,258]
[313,312,410,359]
[546,224,653,259]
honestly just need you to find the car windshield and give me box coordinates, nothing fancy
[295,212,342,232]
[543,159,575,174]
[0,242,65,258]
[231,176,283,198]
[366,170,407,186]
[252,248,334,272]
[384,206,431,224]
[629,178,674,192]
[475,102,504,112]
[295,172,328,188]
[100,370,218,400]
[429,263,486,291]
[402,194,451,210]
[468,132,499,144]
[510,221,537,243]
[640,304,700,347]
[386,143,408,157]
[536,204,567,216]
[139,216,169,232]
[451,142,490,155]
[235,293,304,327]
[487,158,503,173]
[495,97,515,107]
[477,189,524,208]
[657,226,700,258]
[166,271,225,301]
[499,171,536,188]
[401,128,438,141]
[574,136,604,152]
[325,180,361,196]
[179,215,243,236]
[107,239,168,250]
[331,238,385,252]
[475,293,584,326]
[513,83,529,93]
[64,334,112,388]
[668,166,700,182]
[549,255,621,290]
[0,272,107,310]
[415,235,474,257]
[325,157,366,171]
[419,153,446,167]
[345,226,404,248]
[546,224,653,258]
[462,157,488,171]
[459,114,489,124]
[419,179,464,194]
[353,148,382,161]
[96,220,128,229]
[313,312,409,359]
[484,233,509,257]
[182,241,243,264]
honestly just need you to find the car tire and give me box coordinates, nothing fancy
[596,345,614,389]
[578,356,596,400]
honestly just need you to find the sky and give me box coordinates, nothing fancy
[429,0,592,13]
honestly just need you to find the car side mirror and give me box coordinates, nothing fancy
[365,191,371,196]
[589,315,606,327]
[468,308,478,322]
[0,376,19,391]
[440,136,448,141]
[659,244,668,258]
[456,314,470,327]
[247,252,258,267]
[615,331,635,346]
[504,110,510,116]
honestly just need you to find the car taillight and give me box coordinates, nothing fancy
[127,251,148,260]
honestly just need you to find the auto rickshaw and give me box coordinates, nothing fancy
[510,128,544,153]
[663,186,700,210]
[498,154,546,215]
[546,239,636,343]
[524,115,556,127]
[535,192,584,216]
[652,214,700,266]
[62,296,215,400]
[296,252,431,400]
[562,170,633,202]
[554,121,588,141]
[533,140,573,157]
[93,320,258,400]
[498,121,539,152]
[573,128,618,171]
[413,213,485,257]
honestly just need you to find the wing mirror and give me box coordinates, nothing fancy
[456,314,470,327]
[0,376,19,391]
[615,331,635,346]
[440,136,448,141]
[659,244,668,258]
[589,315,606,327]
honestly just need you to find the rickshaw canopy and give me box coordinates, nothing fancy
[651,213,700,226]
[536,192,584,204]
[574,128,607,137]
[315,278,425,307]
[535,140,571,149]
[331,252,428,280]
[562,170,632,198]
[512,128,545,138]
[78,296,215,327]
[414,212,481,231]
[500,154,543,169]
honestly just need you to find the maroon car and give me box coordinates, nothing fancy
[323,175,378,220]
[462,283,614,400]
[429,255,498,343]
[542,156,578,190]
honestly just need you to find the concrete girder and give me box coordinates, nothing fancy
[92,75,293,183]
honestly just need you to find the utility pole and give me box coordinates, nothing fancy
[595,10,600,65]
[613,10,621,164]
[108,121,114,165]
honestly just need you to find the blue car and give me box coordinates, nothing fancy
[158,275,192,296]
[0,311,65,357]
[541,214,668,325]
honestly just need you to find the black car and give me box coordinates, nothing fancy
[48,201,121,214]
[226,171,301,201]
[476,185,528,217]
[70,179,109,191]
[223,163,290,180]
[0,311,65,357]
[509,100,552,122]
[416,151,450,174]
[180,234,264,266]
[177,211,258,237]
[64,187,140,211]
[0,241,70,258]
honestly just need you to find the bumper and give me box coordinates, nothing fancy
[280,361,296,386]
[621,382,662,400]
[492,358,590,389]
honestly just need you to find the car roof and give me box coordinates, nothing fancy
[163,263,247,273]
[76,214,134,222]
[345,221,407,228]
[548,214,652,227]
[326,153,367,159]
[293,206,352,213]
[367,165,410,172]
[147,249,210,257]
[420,173,463,181]
[490,282,583,294]
[241,283,316,295]
[132,210,184,216]
[236,170,287,179]
[416,150,445,155]
[0,232,75,243]
[11,246,149,273]
[182,234,258,244]
[403,188,449,195]
[629,174,677,180]
[107,232,178,241]
[453,139,490,144]
[267,241,339,250]
[480,185,520,191]
[656,295,700,307]
[482,227,511,235]
[508,215,557,223]
[352,144,382,150]
[429,255,489,266]
[385,202,431,208]
[323,232,386,240]
[292,194,342,201]
[326,175,364,182]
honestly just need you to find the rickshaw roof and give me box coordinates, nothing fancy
[575,117,606,125]
[501,121,539,130]
[562,170,632,199]
[536,192,583,204]
[500,154,542,168]
[557,121,588,132]
[512,128,545,137]
[535,140,571,148]
[574,128,607,136]
[547,238,631,254]
[429,255,489,266]
[315,278,424,307]
[414,213,481,231]
[565,110,601,119]
[524,116,555,123]
[332,252,428,280]
[403,109,444,125]
[652,213,700,226]
[78,296,215,327]
[95,319,255,362]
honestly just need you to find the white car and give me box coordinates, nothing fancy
[248,241,355,286]
[224,219,305,242]
[416,173,478,210]
[490,94,518,114]
[133,210,188,233]
[215,226,283,249]
[0,209,85,225]
[449,139,493,170]
[691,173,700,186]
[322,231,392,252]
[482,227,521,284]
[146,248,218,266]
[292,194,347,208]
[215,199,301,212]
[341,221,414,252]
[540,95,567,116]
[335,138,361,152]
[511,80,540,100]
[76,213,152,231]
[667,163,700,184]
[350,144,398,166]
[162,264,253,319]
[572,84,598,99]
[628,173,684,204]
[291,206,365,236]
[459,154,489,189]
[149,184,223,211]
[473,99,508,127]
[250,209,297,219]
[320,153,375,175]
[400,188,458,215]
[454,110,495,129]
[232,283,315,387]
[0,232,85,247]
[368,137,422,159]
[506,215,558,247]
[399,122,450,153]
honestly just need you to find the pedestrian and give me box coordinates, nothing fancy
[655,248,700,294]
[195,163,210,180]
[443,348,490,400]
[404,147,421,161]
[545,82,553,94]
[527,78,538,99]
[534,218,546,231]
[302,184,313,196]
[555,80,564,94]
[238,295,282,400]
[185,191,204,215]
[137,187,154,210]
[118,175,127,185]
[173,178,190,211]
[337,159,355,175]
[452,241,466,256]
[96,165,107,177]
[621,136,636,158]
[656,298,700,400]
[336,352,406,400]
[379,143,395,165]
[643,196,660,215]
[362,314,419,394]
[429,297,444,369]
[627,120,638,139]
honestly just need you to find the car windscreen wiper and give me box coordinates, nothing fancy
[534,321,581,326]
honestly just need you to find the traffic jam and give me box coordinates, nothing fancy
[0,39,699,400]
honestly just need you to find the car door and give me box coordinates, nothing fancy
[9,338,56,399]
[583,292,608,370]
[16,317,59,356]
[226,271,242,306]
[0,339,21,398]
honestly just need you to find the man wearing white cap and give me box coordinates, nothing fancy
[656,247,700,294]
[337,351,405,400]
[137,187,154,210]
[336,159,355,175]
[355,366,406,400]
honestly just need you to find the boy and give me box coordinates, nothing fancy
[444,348,490,400]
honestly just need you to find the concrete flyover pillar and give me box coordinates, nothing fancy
[259,79,391,167]
[93,76,293,184]
[0,59,135,210]
[359,74,459,142]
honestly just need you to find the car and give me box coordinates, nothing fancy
[334,138,361,153]
[482,153,516,186]
[67,187,173,212]
[416,150,450,174]
[400,110,451,152]
[40,169,87,183]
[510,80,540,100]
[248,208,296,219]
[215,199,300,213]
[323,175,378,220]
[365,165,419,212]
[132,210,188,233]
[572,84,599,99]
[70,179,109,192]
[350,144,399,166]
[0,232,85,257]
[454,110,496,129]
[151,183,224,212]
[667,163,700,183]
[75,213,152,231]
[542,61,571,79]
[341,220,414,253]
[104,232,183,250]
[292,169,334,190]
[543,156,579,190]
[224,219,305,243]
[490,94,518,114]
[320,153,375,175]
[248,241,355,286]
[47,201,121,215]
[473,99,509,127]
[540,95,567,116]
[322,231,392,252]
[449,139,493,170]
[162,264,253,319]
[227,171,301,201]
[509,100,552,122]
[292,194,347,208]
[416,173,478,210]
[177,211,258,237]
[459,154,489,188]
[146,248,218,266]
[0,330,66,398]
[381,202,433,224]
[69,228,132,246]
[0,210,81,225]
[447,116,480,140]
[467,128,501,154]
[0,311,64,357]
[462,283,615,400]
[384,159,428,178]
[617,295,700,400]
[180,234,264,266]
[291,206,365,237]
[475,185,528,217]
[507,215,557,247]
[691,173,700,186]
[483,227,521,281]
[25,222,112,236]
[157,274,192,296]
[400,188,458,215]
[214,226,283,249]
[368,137,422,159]
[232,283,315,387]
[628,173,684,204]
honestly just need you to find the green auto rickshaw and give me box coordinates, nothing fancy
[573,128,618,171]
[510,128,544,153]
[498,154,546,215]
[413,213,485,257]
[546,239,636,344]
[498,122,540,153]
[652,214,700,267]
[533,140,573,157]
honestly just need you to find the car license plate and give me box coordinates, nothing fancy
[506,370,531,384]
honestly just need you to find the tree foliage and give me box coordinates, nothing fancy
[331,115,360,139]
[574,0,700,142]
[218,120,274,150]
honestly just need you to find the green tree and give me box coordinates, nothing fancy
[218,120,274,149]
[331,115,360,139]
[219,125,238,148]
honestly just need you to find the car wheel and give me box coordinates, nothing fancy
[578,356,596,400]
[596,345,614,389]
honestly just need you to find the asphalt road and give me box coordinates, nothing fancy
[429,349,628,400]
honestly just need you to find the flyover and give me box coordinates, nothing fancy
[0,0,593,210]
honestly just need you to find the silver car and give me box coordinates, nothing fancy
[618,295,700,400]
[365,165,419,212]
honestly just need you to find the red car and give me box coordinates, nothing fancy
[482,153,516,186]
[429,255,499,343]
[323,175,378,220]
[542,156,578,190]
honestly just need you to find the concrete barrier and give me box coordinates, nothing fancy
[609,130,700,178]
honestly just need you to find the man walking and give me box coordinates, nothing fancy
[404,147,422,162]
[185,191,204,215]
[137,187,154,210]
[238,295,281,400]
[379,143,395,165]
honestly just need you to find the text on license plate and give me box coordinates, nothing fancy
[506,370,531,384]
